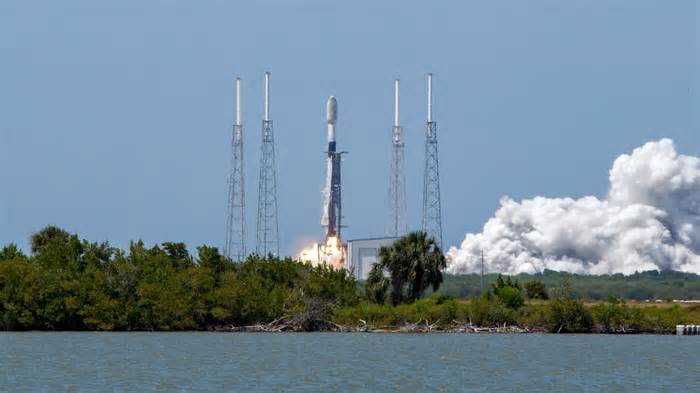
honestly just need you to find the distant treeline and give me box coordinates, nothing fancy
[334,296,700,334]
[437,270,700,300]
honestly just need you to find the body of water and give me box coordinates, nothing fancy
[1,333,698,392]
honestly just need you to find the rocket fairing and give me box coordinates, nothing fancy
[323,96,342,242]
[327,95,337,144]
[327,96,337,125]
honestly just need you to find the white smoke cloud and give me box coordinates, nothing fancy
[446,139,700,275]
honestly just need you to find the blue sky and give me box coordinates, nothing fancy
[1,0,697,256]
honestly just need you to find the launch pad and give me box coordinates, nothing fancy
[228,73,443,274]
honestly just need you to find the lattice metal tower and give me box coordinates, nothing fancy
[255,71,280,256]
[225,77,246,261]
[421,73,443,249]
[386,79,407,237]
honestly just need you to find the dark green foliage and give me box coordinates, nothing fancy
[524,280,548,300]
[437,270,700,300]
[491,275,524,309]
[587,298,696,334]
[544,297,593,333]
[590,297,631,333]
[30,225,70,255]
[0,244,25,261]
[468,294,519,326]
[366,232,446,305]
[365,264,389,304]
[0,226,358,331]
[495,286,524,309]
[197,245,228,277]
[3,226,698,333]
[332,298,699,334]
[332,298,466,328]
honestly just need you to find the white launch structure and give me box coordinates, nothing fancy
[386,79,407,237]
[225,77,246,261]
[256,72,280,256]
[422,73,443,249]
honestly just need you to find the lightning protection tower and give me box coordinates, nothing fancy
[225,77,246,261]
[256,71,280,256]
[386,79,407,237]
[421,73,443,249]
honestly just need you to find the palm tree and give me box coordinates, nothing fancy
[365,265,389,304]
[30,225,70,254]
[366,231,446,305]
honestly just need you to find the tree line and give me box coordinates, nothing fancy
[437,269,700,300]
[0,226,697,332]
[0,226,358,330]
[343,271,699,333]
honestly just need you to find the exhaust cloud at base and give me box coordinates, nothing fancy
[446,138,700,275]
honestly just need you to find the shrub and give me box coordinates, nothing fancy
[524,280,548,300]
[492,275,524,309]
[467,295,518,326]
[590,297,634,333]
[545,297,593,333]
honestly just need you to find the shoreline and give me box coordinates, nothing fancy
[1,327,682,335]
[212,326,535,334]
[207,323,678,335]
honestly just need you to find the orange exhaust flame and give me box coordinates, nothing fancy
[298,236,346,270]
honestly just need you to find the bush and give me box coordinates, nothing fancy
[545,298,593,333]
[332,298,469,328]
[495,286,525,309]
[467,295,518,326]
[590,297,633,333]
[524,280,548,300]
[491,275,524,309]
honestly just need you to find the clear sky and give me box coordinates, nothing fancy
[1,0,697,256]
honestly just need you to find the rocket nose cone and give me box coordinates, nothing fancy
[327,96,338,124]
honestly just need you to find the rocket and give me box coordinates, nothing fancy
[322,96,343,241]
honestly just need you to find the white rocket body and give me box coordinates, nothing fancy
[322,96,342,241]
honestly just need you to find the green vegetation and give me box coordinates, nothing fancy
[524,280,548,300]
[489,275,525,309]
[332,297,699,334]
[437,270,700,300]
[0,226,357,331]
[366,232,446,305]
[0,226,698,333]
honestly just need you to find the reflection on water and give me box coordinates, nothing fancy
[1,333,698,392]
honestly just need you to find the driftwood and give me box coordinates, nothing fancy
[338,320,531,334]
[591,323,638,334]
[211,318,532,333]
[212,298,344,332]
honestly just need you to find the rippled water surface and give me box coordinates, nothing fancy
[1,333,698,392]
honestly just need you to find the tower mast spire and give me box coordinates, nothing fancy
[421,73,443,249]
[386,79,407,237]
[256,71,280,256]
[225,77,246,261]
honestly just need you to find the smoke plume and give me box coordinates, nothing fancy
[446,139,700,275]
